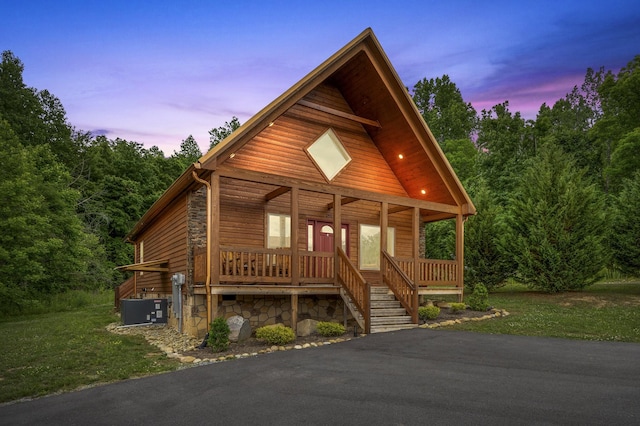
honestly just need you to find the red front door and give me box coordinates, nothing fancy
[306,220,349,279]
[309,220,349,254]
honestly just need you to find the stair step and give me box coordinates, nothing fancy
[370,301,402,309]
[370,294,395,301]
[370,316,413,325]
[370,323,419,333]
[370,308,407,317]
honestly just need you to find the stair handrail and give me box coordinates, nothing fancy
[336,247,370,334]
[381,250,418,323]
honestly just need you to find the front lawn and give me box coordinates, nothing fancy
[448,281,640,342]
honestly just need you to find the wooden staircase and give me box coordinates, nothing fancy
[340,286,416,334]
[369,286,417,333]
[337,251,417,334]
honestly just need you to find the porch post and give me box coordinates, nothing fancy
[380,201,388,257]
[290,186,299,285]
[333,192,342,277]
[455,213,465,302]
[210,173,221,321]
[412,207,420,322]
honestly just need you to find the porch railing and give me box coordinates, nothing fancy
[220,246,291,283]
[219,246,335,284]
[394,257,459,288]
[381,251,418,323]
[299,250,334,282]
[336,247,369,333]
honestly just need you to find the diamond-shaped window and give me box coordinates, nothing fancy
[306,129,351,181]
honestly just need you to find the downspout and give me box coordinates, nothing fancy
[192,171,212,326]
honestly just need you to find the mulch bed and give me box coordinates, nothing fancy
[183,307,493,361]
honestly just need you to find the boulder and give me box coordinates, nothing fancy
[296,318,319,337]
[227,315,251,342]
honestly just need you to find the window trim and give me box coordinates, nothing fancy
[266,212,291,249]
[304,128,352,182]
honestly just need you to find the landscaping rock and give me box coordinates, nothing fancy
[227,315,251,343]
[296,318,319,336]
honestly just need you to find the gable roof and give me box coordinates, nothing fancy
[197,28,473,209]
[127,28,475,241]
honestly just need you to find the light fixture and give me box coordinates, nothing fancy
[398,154,404,159]
[421,189,426,195]
[229,153,236,159]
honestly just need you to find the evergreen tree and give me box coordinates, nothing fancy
[609,172,640,275]
[464,181,514,290]
[506,145,606,292]
[209,116,241,149]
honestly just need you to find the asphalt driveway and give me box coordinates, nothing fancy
[2,329,639,425]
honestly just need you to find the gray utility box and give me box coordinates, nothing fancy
[121,299,167,326]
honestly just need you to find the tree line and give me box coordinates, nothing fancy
[1,50,638,313]
[413,59,640,292]
[0,51,244,313]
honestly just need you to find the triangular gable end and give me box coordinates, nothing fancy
[197,28,475,215]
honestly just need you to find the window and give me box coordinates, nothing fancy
[306,128,351,181]
[359,224,395,270]
[267,213,290,248]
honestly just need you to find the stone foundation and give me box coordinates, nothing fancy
[137,292,356,339]
[172,292,356,339]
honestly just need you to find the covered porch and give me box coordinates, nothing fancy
[193,166,468,333]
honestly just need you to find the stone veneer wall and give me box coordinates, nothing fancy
[179,294,355,339]
[187,186,207,287]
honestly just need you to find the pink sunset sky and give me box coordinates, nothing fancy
[3,0,639,155]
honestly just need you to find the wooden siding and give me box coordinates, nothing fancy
[330,50,457,205]
[217,178,415,276]
[225,83,408,198]
[135,196,188,293]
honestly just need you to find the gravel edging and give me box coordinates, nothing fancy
[106,308,509,365]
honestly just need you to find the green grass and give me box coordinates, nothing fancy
[449,281,640,342]
[2,282,639,404]
[0,291,180,403]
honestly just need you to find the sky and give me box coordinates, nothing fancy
[3,0,640,155]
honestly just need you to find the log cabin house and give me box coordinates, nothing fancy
[115,28,476,337]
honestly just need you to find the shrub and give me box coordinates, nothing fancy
[418,305,441,321]
[449,302,466,313]
[468,283,489,311]
[317,321,346,337]
[255,324,296,345]
[208,317,231,352]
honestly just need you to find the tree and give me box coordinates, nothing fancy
[476,102,535,202]
[464,181,514,290]
[505,145,606,292]
[0,51,75,167]
[0,119,103,311]
[440,138,479,185]
[605,128,640,194]
[209,116,241,149]
[592,55,640,193]
[609,172,640,276]
[173,135,202,169]
[412,75,477,144]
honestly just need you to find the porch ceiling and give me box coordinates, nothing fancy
[327,50,461,207]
